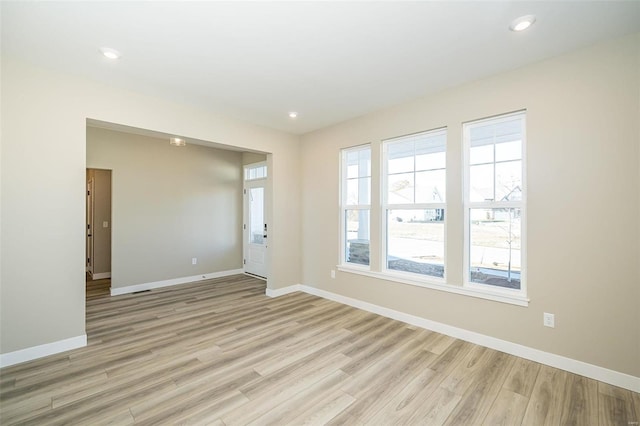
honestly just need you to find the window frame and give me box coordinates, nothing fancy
[339,144,372,269]
[381,128,447,284]
[463,111,527,301]
[337,114,529,307]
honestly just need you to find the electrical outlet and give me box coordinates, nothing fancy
[192,258,197,265]
[330,270,336,279]
[102,221,109,228]
[543,312,555,328]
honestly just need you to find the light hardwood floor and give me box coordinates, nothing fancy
[1,275,638,425]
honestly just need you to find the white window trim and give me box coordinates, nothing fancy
[381,128,447,284]
[336,264,529,307]
[339,145,371,269]
[463,111,527,299]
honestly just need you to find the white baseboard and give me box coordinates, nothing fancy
[111,269,244,296]
[92,272,111,280]
[0,335,87,368]
[267,284,640,393]
[265,284,302,298]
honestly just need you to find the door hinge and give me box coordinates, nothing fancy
[243,259,246,265]
[243,224,246,230]
[243,189,246,195]
[87,190,90,196]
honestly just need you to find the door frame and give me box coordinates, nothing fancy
[86,177,95,277]
[243,162,268,279]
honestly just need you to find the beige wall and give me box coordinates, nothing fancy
[300,34,640,377]
[87,128,242,288]
[87,168,112,276]
[0,56,301,354]
[242,152,267,166]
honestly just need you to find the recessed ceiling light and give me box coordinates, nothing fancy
[169,137,186,147]
[510,15,536,32]
[100,47,121,60]
[288,112,298,119]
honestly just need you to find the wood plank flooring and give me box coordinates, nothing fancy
[1,274,638,425]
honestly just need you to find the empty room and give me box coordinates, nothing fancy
[1,1,639,425]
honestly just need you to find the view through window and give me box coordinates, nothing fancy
[383,129,447,279]
[342,145,371,266]
[465,112,525,290]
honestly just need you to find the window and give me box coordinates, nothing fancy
[337,113,527,306]
[464,112,525,292]
[341,145,371,267]
[383,129,446,279]
[244,163,267,181]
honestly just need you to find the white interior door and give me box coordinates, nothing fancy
[244,180,267,278]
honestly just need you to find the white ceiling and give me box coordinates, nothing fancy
[2,1,639,135]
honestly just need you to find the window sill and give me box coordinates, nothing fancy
[337,265,529,307]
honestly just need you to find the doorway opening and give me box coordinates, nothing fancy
[243,162,268,279]
[86,168,112,298]
[86,120,273,302]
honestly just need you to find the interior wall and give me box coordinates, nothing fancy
[242,152,267,166]
[0,55,301,355]
[300,33,640,377]
[87,127,242,288]
[87,168,112,276]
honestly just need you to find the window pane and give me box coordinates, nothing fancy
[346,150,359,178]
[346,148,370,179]
[359,177,371,204]
[388,173,414,204]
[495,140,521,162]
[495,160,522,201]
[415,132,446,170]
[345,209,370,266]
[416,151,445,171]
[245,165,267,181]
[469,164,494,202]
[346,178,359,205]
[471,117,523,147]
[469,208,521,289]
[387,140,414,174]
[359,148,371,176]
[249,187,264,244]
[470,144,493,165]
[253,166,266,179]
[347,177,371,205]
[387,209,444,278]
[415,170,445,203]
[347,163,359,179]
